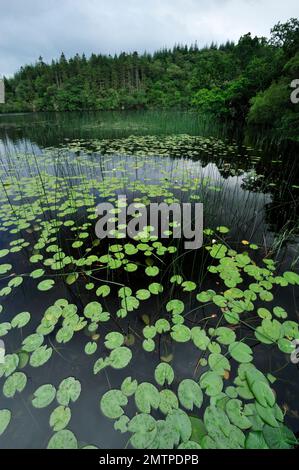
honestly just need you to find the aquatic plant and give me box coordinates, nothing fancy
[0,132,298,449]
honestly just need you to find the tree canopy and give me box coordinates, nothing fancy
[1,18,299,135]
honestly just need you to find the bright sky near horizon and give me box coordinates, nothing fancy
[0,0,298,76]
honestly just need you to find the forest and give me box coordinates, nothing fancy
[0,5,299,453]
[1,18,299,135]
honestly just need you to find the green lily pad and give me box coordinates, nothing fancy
[32,384,56,408]
[49,406,71,432]
[101,389,128,419]
[135,382,160,413]
[47,429,78,449]
[178,379,203,411]
[154,363,174,386]
[109,347,132,369]
[56,377,81,406]
[3,372,27,398]
[229,342,253,363]
[0,409,11,436]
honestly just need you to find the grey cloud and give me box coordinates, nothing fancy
[0,0,298,76]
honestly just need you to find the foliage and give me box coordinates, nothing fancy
[0,125,298,449]
[2,18,298,136]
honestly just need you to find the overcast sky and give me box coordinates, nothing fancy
[0,0,298,76]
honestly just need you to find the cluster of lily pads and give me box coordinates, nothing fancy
[65,134,246,160]
[96,244,299,449]
[0,135,298,449]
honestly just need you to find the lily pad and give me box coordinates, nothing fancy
[32,384,56,408]
[178,379,203,411]
[101,389,128,419]
[47,429,78,449]
[0,409,11,436]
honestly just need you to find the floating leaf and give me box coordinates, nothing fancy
[0,354,19,378]
[110,347,132,369]
[273,306,287,319]
[136,289,151,300]
[209,244,227,259]
[155,319,170,333]
[204,405,230,438]
[0,264,12,275]
[255,403,279,427]
[50,406,71,432]
[257,308,272,319]
[11,311,31,329]
[32,384,56,408]
[22,333,44,352]
[104,332,124,350]
[30,269,45,279]
[121,296,139,312]
[114,415,130,433]
[213,295,227,308]
[121,377,138,397]
[262,424,297,449]
[47,429,78,449]
[208,353,231,376]
[159,389,179,414]
[0,409,11,436]
[66,273,78,285]
[181,281,197,292]
[278,338,295,354]
[217,226,230,234]
[8,276,23,288]
[57,377,81,406]
[96,285,111,298]
[30,345,52,367]
[128,414,157,449]
[196,290,215,303]
[135,383,160,413]
[148,283,163,295]
[83,301,102,321]
[214,327,236,345]
[178,379,203,411]
[178,440,201,449]
[225,399,252,430]
[170,275,183,285]
[145,266,159,277]
[143,325,156,339]
[142,338,155,352]
[245,369,275,408]
[3,372,27,398]
[154,363,174,386]
[93,357,110,374]
[283,271,299,285]
[171,325,191,343]
[200,371,223,396]
[190,327,209,351]
[84,341,97,355]
[101,390,128,419]
[166,299,184,315]
[37,279,55,291]
[0,322,11,337]
[245,431,269,449]
[166,409,192,444]
[229,342,253,363]
[259,290,273,302]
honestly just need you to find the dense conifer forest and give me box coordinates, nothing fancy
[2,18,299,134]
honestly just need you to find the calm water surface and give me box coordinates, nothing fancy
[0,111,298,448]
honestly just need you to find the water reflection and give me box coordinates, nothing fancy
[0,111,298,448]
